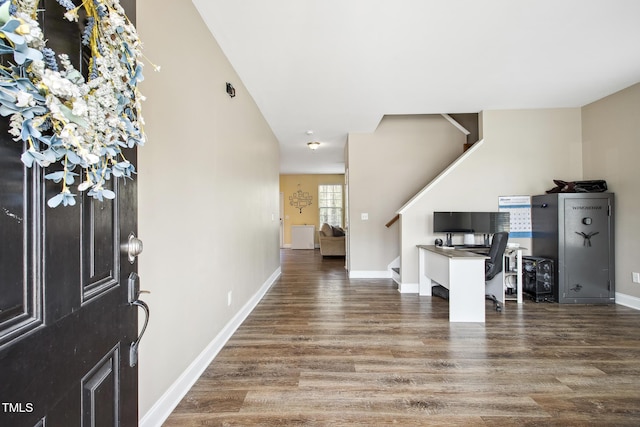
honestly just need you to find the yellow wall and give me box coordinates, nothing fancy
[280,174,345,246]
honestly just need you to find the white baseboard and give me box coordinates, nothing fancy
[349,270,392,279]
[397,282,419,293]
[139,267,282,427]
[615,292,640,311]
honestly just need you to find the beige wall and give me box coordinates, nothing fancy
[347,115,465,275]
[399,108,583,285]
[133,1,640,419]
[137,0,280,419]
[279,174,345,246]
[582,83,640,300]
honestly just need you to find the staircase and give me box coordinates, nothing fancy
[391,267,400,285]
[385,113,479,289]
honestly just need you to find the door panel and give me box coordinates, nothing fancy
[82,345,120,426]
[0,134,43,349]
[83,184,119,303]
[563,197,611,299]
[0,1,139,426]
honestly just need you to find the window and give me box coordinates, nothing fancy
[318,184,343,228]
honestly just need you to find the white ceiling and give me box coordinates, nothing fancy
[192,0,640,174]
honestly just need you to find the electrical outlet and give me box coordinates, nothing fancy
[632,272,640,284]
[227,291,232,306]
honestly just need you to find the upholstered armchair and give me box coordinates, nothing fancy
[318,223,346,256]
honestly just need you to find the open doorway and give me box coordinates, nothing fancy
[279,192,284,248]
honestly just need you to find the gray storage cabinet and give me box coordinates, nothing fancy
[531,193,615,304]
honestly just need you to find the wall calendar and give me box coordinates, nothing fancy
[498,195,532,238]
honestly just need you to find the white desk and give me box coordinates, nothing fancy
[417,245,488,323]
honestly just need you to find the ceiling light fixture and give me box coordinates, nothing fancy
[305,131,320,150]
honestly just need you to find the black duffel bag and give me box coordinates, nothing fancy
[546,179,608,193]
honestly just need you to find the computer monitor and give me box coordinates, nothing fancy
[433,211,510,246]
[433,212,474,234]
[469,212,510,235]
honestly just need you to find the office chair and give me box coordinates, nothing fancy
[485,231,509,312]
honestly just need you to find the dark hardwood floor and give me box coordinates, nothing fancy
[164,249,640,426]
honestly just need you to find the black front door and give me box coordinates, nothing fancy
[0,1,140,425]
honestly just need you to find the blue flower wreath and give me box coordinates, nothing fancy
[0,0,151,207]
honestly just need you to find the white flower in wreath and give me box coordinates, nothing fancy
[71,98,88,117]
[0,0,154,207]
[15,91,35,108]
